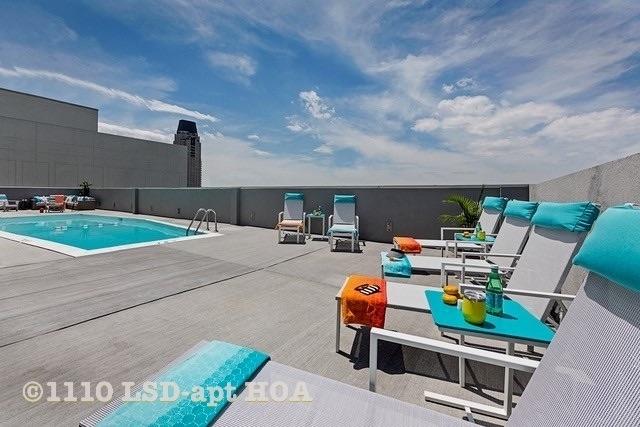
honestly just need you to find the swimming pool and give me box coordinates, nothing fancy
[0,214,216,255]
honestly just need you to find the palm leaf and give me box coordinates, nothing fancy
[439,194,481,227]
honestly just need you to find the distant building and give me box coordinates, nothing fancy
[173,120,201,187]
[0,87,188,187]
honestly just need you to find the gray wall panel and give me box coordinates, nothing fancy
[239,185,529,243]
[530,152,640,294]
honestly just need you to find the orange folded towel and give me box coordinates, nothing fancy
[393,236,422,254]
[341,275,387,328]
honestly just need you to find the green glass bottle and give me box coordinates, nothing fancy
[486,266,503,315]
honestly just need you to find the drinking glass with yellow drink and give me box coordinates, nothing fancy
[462,290,486,325]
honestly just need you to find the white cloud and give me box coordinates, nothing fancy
[299,90,334,119]
[247,134,260,140]
[438,96,495,116]
[441,77,477,94]
[252,149,271,156]
[0,66,218,123]
[285,116,312,133]
[455,77,475,88]
[432,96,564,136]
[97,122,172,142]
[412,117,440,132]
[445,102,563,136]
[205,51,257,83]
[313,144,334,154]
[539,108,640,144]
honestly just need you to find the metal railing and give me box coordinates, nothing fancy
[186,208,217,235]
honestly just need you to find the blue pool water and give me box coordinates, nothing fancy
[0,214,200,250]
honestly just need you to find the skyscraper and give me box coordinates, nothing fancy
[173,120,201,187]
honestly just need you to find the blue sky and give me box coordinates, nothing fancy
[0,0,639,185]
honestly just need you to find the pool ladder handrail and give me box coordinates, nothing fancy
[187,208,217,235]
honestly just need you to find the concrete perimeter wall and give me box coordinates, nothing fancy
[0,185,528,242]
[530,152,640,294]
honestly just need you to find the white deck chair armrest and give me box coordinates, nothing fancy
[440,227,475,240]
[328,215,334,227]
[278,211,283,223]
[459,283,576,301]
[368,328,538,391]
[355,215,359,232]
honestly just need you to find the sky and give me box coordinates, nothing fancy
[0,0,639,186]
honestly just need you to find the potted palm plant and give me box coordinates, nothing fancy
[439,187,485,227]
[79,181,92,197]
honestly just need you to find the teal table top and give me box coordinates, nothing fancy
[307,213,326,218]
[454,232,496,243]
[425,290,554,345]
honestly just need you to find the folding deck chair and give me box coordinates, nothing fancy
[276,192,305,243]
[327,194,359,252]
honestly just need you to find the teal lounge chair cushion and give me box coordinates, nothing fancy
[284,192,303,200]
[381,252,411,278]
[334,194,356,204]
[0,194,7,201]
[573,204,640,293]
[97,341,269,426]
[482,196,508,212]
[531,201,599,232]
[503,200,539,222]
[329,224,357,234]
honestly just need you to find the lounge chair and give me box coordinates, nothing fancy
[348,203,598,355]
[31,196,47,210]
[0,194,18,211]
[46,194,66,212]
[369,203,640,423]
[383,200,543,278]
[416,196,508,254]
[66,196,96,210]
[81,340,467,426]
[276,192,305,243]
[328,194,359,252]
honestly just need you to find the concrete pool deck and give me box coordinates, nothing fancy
[0,210,536,426]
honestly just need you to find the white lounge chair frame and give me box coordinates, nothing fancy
[328,196,359,252]
[387,215,533,279]
[277,194,306,243]
[413,204,505,255]
[0,195,18,211]
[369,270,631,423]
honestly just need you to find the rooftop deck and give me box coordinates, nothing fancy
[0,210,535,426]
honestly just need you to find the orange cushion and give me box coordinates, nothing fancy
[393,236,422,254]
[278,219,303,228]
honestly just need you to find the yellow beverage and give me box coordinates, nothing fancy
[462,290,486,325]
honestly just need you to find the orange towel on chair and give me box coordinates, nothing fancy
[393,236,422,254]
[341,275,387,328]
